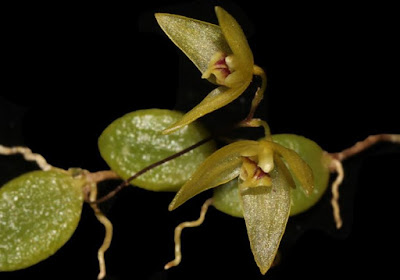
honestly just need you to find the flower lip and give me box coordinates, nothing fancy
[240,157,272,188]
[201,51,234,86]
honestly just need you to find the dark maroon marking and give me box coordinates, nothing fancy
[255,168,269,180]
[215,56,228,66]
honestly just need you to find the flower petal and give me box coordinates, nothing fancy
[261,140,314,195]
[215,7,254,75]
[239,156,291,275]
[163,83,249,134]
[155,13,231,74]
[169,140,259,211]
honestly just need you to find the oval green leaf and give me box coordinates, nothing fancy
[0,169,84,271]
[98,109,216,192]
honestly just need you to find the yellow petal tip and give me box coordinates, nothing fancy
[161,124,181,135]
[214,6,224,14]
[162,127,178,135]
[260,267,268,275]
[168,199,177,211]
[154,13,164,21]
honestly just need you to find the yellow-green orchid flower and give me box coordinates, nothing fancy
[168,138,313,275]
[156,6,266,134]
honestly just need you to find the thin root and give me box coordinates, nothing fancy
[164,198,214,270]
[89,183,113,280]
[329,159,344,229]
[0,145,52,171]
[331,134,400,162]
[328,133,400,229]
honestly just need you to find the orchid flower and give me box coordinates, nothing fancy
[156,6,266,134]
[167,137,314,274]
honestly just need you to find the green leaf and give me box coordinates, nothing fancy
[98,109,216,191]
[239,158,291,275]
[169,140,259,210]
[163,83,249,134]
[0,170,84,271]
[155,12,231,74]
[212,179,243,218]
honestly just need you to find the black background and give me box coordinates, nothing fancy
[1,0,399,279]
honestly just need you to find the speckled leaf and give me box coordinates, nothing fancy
[0,170,84,271]
[155,12,231,74]
[212,179,243,218]
[239,157,291,275]
[98,109,216,191]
